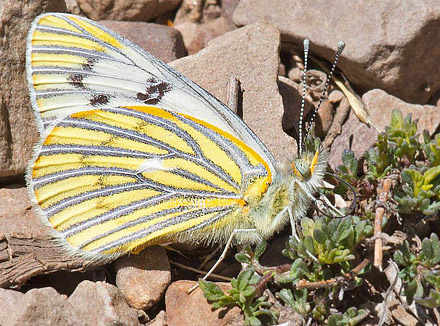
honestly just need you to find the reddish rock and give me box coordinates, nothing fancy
[0,186,50,236]
[76,0,180,21]
[100,21,186,63]
[329,89,440,169]
[165,280,244,326]
[0,0,66,179]
[0,288,24,323]
[170,22,296,162]
[233,0,440,105]
[115,246,171,310]
[68,280,140,326]
[148,310,167,326]
[174,17,230,55]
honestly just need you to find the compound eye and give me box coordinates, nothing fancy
[293,158,311,179]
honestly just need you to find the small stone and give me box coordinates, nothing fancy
[174,16,229,55]
[115,246,171,310]
[4,287,81,326]
[328,89,440,169]
[148,310,167,326]
[100,21,185,63]
[315,99,334,138]
[165,280,244,326]
[76,0,180,21]
[328,90,344,104]
[287,67,302,83]
[68,280,139,326]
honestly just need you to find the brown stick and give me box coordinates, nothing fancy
[0,233,100,288]
[226,76,241,115]
[374,179,393,270]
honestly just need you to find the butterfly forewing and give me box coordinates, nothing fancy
[29,106,271,260]
[27,13,276,171]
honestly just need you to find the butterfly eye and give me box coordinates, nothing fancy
[293,158,311,179]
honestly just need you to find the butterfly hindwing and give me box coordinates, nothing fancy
[28,105,271,260]
[26,13,276,171]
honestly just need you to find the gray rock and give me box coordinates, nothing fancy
[100,21,186,63]
[76,0,180,21]
[233,0,440,105]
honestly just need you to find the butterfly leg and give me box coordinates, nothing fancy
[271,205,319,263]
[188,228,258,294]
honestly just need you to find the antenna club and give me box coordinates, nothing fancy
[338,40,346,50]
[303,39,310,49]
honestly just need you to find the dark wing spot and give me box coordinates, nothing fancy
[68,74,85,89]
[136,77,172,105]
[83,57,97,71]
[90,94,110,106]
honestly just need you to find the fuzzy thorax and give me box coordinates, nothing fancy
[241,143,327,243]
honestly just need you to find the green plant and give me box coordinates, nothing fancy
[283,216,372,265]
[199,268,279,325]
[385,110,419,166]
[327,307,369,326]
[276,288,310,316]
[422,131,440,167]
[394,166,440,215]
[393,234,440,308]
[365,110,420,180]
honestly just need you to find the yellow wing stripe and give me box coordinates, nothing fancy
[69,15,123,49]
[31,106,270,256]
[38,15,81,33]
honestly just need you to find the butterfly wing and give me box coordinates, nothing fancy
[28,105,271,261]
[26,13,276,171]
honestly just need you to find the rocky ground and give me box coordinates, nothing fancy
[0,0,439,325]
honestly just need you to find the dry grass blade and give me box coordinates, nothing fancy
[312,57,381,132]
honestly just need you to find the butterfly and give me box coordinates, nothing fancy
[26,13,344,278]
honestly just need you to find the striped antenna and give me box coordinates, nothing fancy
[298,39,309,155]
[305,40,346,138]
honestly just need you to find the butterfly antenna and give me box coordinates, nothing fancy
[305,40,345,138]
[298,39,309,155]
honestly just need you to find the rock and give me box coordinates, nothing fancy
[68,280,140,326]
[170,22,296,162]
[328,89,440,169]
[165,280,244,326]
[3,287,82,326]
[0,0,66,179]
[233,0,440,105]
[174,0,222,25]
[0,186,50,236]
[100,21,186,63]
[0,288,24,323]
[148,310,167,326]
[278,76,333,147]
[115,246,171,310]
[174,17,230,55]
[76,0,180,21]
[221,0,240,31]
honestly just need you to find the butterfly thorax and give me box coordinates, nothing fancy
[242,142,327,242]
